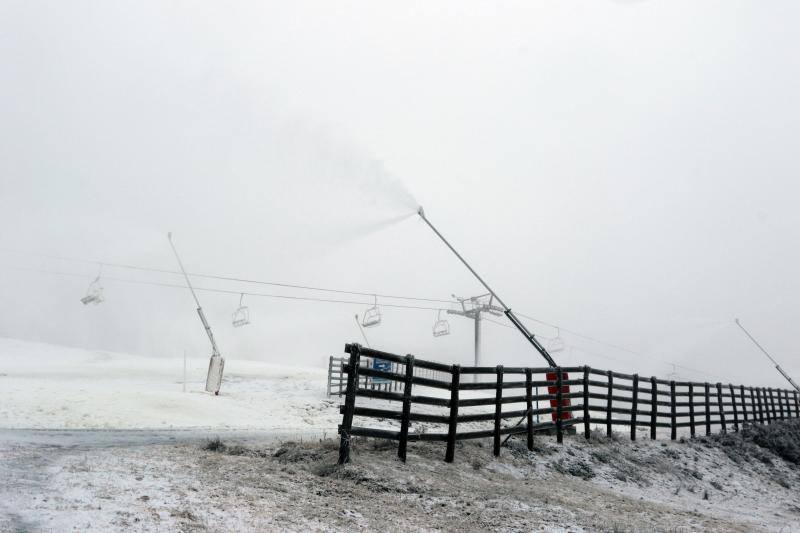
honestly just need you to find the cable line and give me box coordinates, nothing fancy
[1,256,729,380]
[4,266,445,311]
[3,250,457,305]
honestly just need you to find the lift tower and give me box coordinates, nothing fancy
[448,293,503,381]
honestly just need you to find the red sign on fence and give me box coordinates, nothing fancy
[546,371,573,422]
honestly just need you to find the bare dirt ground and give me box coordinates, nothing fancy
[2,422,800,532]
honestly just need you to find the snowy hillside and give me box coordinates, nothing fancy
[0,337,340,432]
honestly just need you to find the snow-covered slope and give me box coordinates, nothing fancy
[0,337,340,431]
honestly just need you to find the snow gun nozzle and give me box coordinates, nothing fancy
[417,206,426,218]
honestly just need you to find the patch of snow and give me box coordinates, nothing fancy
[0,336,339,431]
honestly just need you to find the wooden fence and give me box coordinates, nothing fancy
[337,343,800,464]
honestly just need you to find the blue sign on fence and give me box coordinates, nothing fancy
[372,358,391,384]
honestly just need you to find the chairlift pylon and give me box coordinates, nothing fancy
[80,264,104,306]
[432,309,450,337]
[232,293,250,327]
[361,295,381,328]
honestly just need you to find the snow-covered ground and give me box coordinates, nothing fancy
[2,337,799,531]
[0,337,340,432]
[3,427,800,531]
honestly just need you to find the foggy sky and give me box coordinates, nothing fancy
[1,1,798,388]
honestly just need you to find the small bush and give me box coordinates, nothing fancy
[552,458,595,480]
[203,437,225,452]
[746,420,800,465]
[201,438,269,458]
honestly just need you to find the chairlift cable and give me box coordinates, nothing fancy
[485,314,716,378]
[1,261,733,380]
[4,250,456,305]
[4,266,446,311]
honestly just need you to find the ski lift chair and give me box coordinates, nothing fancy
[547,328,565,353]
[361,295,381,328]
[232,293,250,327]
[432,309,450,337]
[80,266,104,305]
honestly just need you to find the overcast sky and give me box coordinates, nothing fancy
[1,1,798,387]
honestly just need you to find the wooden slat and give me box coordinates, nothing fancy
[356,388,450,407]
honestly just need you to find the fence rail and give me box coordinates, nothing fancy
[328,354,449,397]
[337,343,800,464]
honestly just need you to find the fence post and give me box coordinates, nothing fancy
[688,382,696,438]
[794,390,800,419]
[752,387,759,423]
[785,390,790,420]
[650,377,658,440]
[766,388,774,424]
[338,344,362,465]
[327,355,333,397]
[526,369,535,450]
[795,391,800,419]
[785,390,792,419]
[772,387,779,422]
[445,365,460,463]
[606,370,613,437]
[397,354,415,462]
[631,374,639,441]
[556,367,564,444]
[716,383,726,434]
[339,359,345,397]
[583,366,591,440]
[740,385,748,423]
[493,365,504,456]
[756,387,762,423]
[729,384,739,432]
[670,381,677,441]
[768,387,775,422]
[704,382,711,436]
[786,390,792,419]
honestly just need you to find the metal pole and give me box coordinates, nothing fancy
[474,313,481,383]
[418,207,556,366]
[183,349,187,393]
[354,314,371,348]
[167,233,220,358]
[735,318,800,392]
[418,207,506,308]
[168,232,201,308]
[168,232,224,394]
